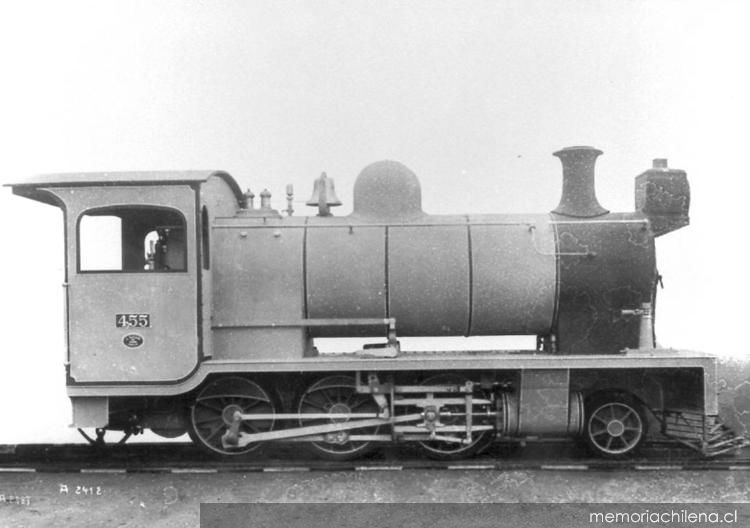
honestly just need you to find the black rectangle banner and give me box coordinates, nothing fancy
[201,503,750,528]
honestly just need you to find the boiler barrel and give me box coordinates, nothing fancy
[305,214,557,337]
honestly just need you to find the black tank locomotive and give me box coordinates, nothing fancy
[9,146,744,459]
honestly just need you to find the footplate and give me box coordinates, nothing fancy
[658,410,749,457]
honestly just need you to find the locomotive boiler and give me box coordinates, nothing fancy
[9,146,745,460]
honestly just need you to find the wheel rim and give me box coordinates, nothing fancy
[298,375,379,459]
[417,374,490,458]
[190,377,275,455]
[587,401,644,455]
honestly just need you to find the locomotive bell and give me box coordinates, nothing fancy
[306,172,342,216]
[552,146,609,218]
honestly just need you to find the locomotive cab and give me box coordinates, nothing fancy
[9,171,242,388]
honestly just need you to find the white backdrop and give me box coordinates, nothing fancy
[1,0,748,443]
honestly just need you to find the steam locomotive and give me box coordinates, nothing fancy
[9,146,746,459]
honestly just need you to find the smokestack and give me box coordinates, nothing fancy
[552,146,609,218]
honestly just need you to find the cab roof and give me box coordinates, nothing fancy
[7,170,243,206]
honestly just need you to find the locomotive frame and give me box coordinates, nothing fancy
[8,146,746,460]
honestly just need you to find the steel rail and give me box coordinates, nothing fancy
[1,443,750,473]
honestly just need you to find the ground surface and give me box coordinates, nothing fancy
[2,468,750,528]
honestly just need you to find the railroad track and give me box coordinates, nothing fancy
[2,442,749,473]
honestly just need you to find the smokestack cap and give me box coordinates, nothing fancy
[553,145,603,156]
[552,146,609,218]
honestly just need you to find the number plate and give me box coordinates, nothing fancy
[115,313,151,328]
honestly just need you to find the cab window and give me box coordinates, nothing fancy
[78,206,187,272]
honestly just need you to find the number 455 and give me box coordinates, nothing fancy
[116,314,150,328]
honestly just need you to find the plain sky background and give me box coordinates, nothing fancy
[0,0,748,443]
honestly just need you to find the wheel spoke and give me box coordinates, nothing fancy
[298,376,379,460]
[240,399,266,412]
[586,399,644,457]
[190,377,275,456]
[320,389,336,407]
[240,396,270,404]
[591,428,608,437]
[204,424,224,442]
[302,399,328,412]
[416,374,490,460]
[197,401,224,412]
[194,416,223,426]
[243,422,261,433]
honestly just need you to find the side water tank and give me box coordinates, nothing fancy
[305,161,557,337]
